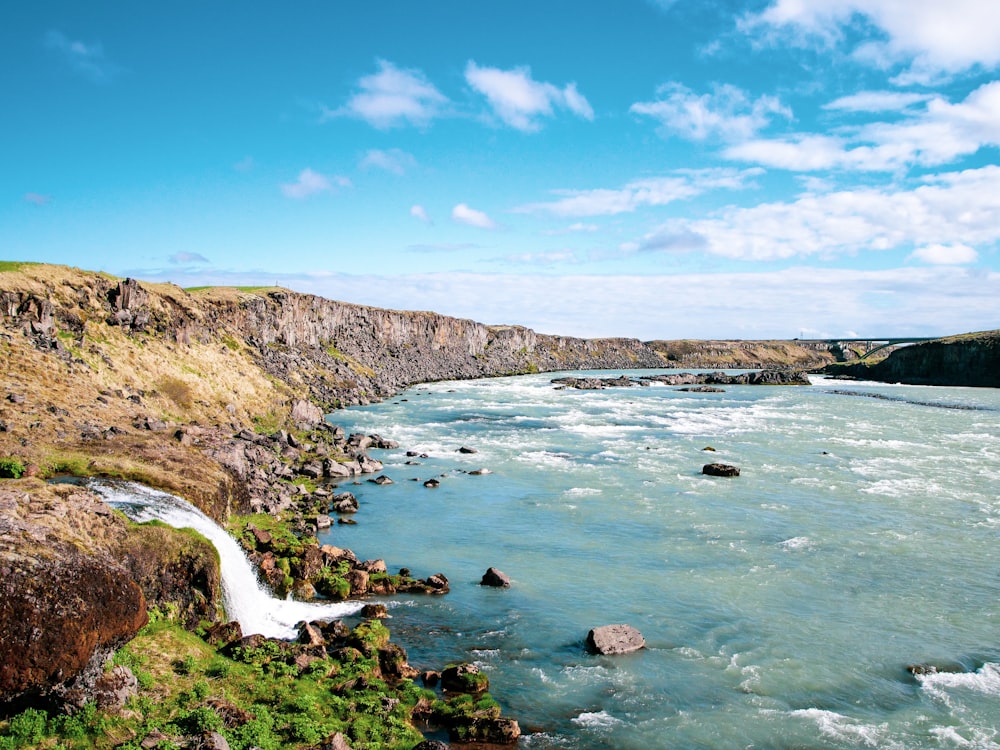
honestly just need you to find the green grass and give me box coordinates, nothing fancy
[0,261,34,273]
[0,618,429,750]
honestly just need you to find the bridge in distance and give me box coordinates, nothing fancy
[793,337,937,360]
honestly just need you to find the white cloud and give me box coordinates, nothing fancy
[44,30,117,83]
[744,0,1000,79]
[644,164,1000,261]
[465,61,594,131]
[129,265,1000,340]
[631,83,791,141]
[410,205,431,223]
[908,243,979,265]
[360,148,417,175]
[726,81,1000,171]
[824,91,933,113]
[452,203,497,229]
[280,168,350,199]
[332,59,448,129]
[516,168,760,217]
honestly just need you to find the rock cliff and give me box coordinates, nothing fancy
[821,331,1000,387]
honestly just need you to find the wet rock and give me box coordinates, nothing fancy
[586,624,646,655]
[480,567,511,588]
[447,717,520,745]
[469,468,492,475]
[457,446,478,454]
[441,663,489,694]
[702,462,740,477]
[413,741,448,750]
[360,603,388,619]
[331,492,359,513]
[423,478,440,488]
[368,475,393,486]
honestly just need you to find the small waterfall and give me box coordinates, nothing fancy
[88,479,364,639]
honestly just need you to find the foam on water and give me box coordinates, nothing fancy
[88,479,363,639]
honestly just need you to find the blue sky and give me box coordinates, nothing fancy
[3,1,999,339]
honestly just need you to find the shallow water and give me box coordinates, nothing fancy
[326,372,1000,748]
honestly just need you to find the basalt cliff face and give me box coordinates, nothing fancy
[822,331,1000,387]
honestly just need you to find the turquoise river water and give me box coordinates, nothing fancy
[322,370,1000,749]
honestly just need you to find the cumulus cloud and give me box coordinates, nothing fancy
[280,168,350,199]
[743,0,1000,80]
[331,59,448,129]
[452,203,497,229]
[631,83,791,141]
[465,61,594,131]
[516,168,760,218]
[360,148,417,175]
[24,193,52,206]
[641,164,1000,261]
[410,205,431,223]
[44,30,118,83]
[726,81,1000,171]
[908,243,979,265]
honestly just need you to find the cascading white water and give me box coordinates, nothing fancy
[88,479,364,639]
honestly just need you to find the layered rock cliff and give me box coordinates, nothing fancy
[822,331,1000,387]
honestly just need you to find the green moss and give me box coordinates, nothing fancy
[0,458,25,479]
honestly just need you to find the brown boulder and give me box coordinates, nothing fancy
[586,624,646,655]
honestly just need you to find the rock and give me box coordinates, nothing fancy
[331,492,359,513]
[299,461,324,479]
[457,446,478,454]
[586,624,646,655]
[413,741,448,750]
[447,717,521,745]
[356,454,383,474]
[420,670,441,687]
[702,446,716,452]
[423,478,440,488]
[190,731,230,750]
[426,573,449,593]
[702,462,740,477]
[323,458,354,478]
[480,567,511,588]
[204,620,243,647]
[298,621,326,647]
[360,603,388,619]
[368,475,393,485]
[91,664,138,711]
[317,732,353,750]
[315,514,332,530]
[291,399,324,426]
[469,468,492,475]
[441,663,489,694]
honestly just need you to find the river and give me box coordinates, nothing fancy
[323,371,1000,749]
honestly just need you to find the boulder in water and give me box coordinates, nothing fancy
[702,462,740,477]
[586,624,646,655]
[481,567,511,588]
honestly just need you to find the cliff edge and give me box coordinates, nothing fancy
[821,330,1000,387]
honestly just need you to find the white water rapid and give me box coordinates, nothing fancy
[88,479,364,639]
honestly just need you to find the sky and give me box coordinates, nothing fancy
[3,1,999,340]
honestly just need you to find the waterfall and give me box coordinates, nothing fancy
[88,479,364,639]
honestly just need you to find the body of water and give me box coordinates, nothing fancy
[323,371,1000,749]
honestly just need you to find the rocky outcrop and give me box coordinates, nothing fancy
[554,369,810,390]
[0,480,148,710]
[822,331,1000,387]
